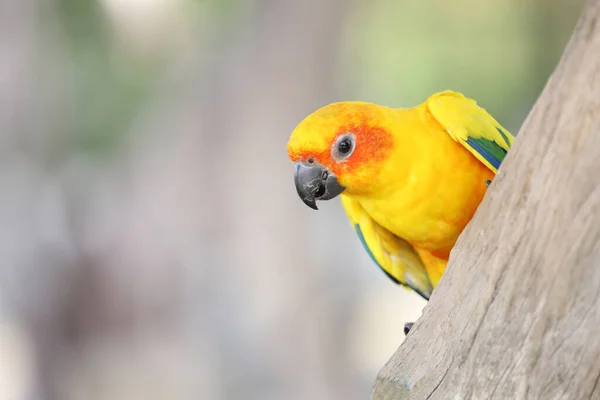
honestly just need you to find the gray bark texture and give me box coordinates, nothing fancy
[372,0,600,399]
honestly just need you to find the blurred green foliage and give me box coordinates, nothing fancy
[50,0,251,157]
[340,0,585,133]
[50,0,585,156]
[52,0,155,156]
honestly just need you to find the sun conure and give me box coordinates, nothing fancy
[287,90,514,301]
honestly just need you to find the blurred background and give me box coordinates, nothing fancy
[0,0,586,399]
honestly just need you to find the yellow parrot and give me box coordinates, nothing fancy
[287,90,514,302]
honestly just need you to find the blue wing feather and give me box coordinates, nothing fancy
[465,137,503,170]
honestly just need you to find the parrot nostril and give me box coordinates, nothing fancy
[314,182,326,198]
[322,170,328,180]
[307,158,314,164]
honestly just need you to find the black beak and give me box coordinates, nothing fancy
[293,161,345,210]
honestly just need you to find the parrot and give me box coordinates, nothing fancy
[287,90,514,312]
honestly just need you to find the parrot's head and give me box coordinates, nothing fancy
[287,101,396,210]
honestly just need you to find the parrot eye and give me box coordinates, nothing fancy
[338,139,352,154]
[332,133,356,162]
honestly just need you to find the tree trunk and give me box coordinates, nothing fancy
[372,0,600,399]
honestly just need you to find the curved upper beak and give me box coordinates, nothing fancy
[293,161,345,210]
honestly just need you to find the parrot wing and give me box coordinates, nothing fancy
[426,90,514,173]
[340,194,433,300]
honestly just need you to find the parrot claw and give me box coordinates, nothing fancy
[404,322,414,336]
[485,179,492,188]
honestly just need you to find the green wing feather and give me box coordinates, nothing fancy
[341,195,433,300]
[426,90,514,173]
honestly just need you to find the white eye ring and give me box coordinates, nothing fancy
[331,133,356,162]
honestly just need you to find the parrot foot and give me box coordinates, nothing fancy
[485,179,492,188]
[404,322,414,336]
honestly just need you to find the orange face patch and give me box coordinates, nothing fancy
[288,121,393,177]
[330,122,393,176]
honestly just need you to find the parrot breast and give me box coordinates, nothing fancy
[348,106,494,256]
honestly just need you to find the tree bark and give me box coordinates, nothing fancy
[372,0,600,399]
